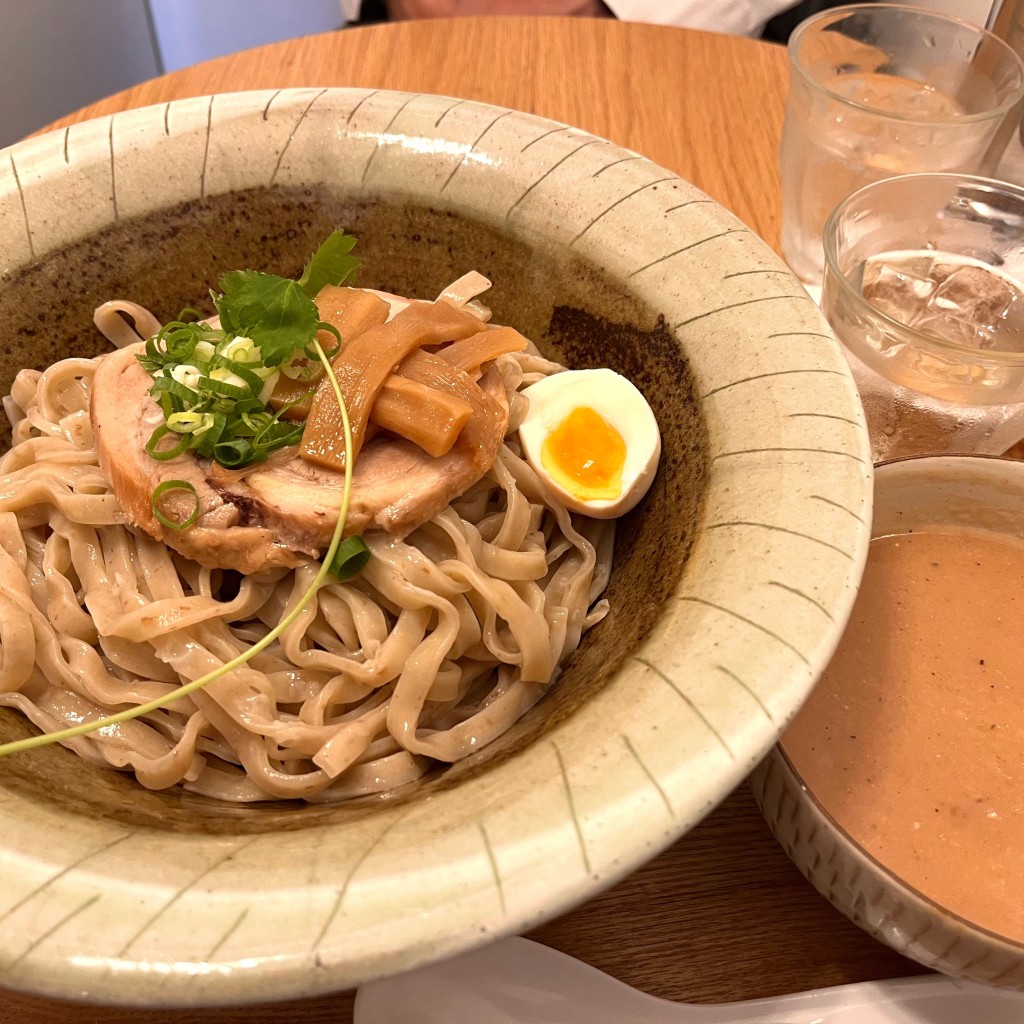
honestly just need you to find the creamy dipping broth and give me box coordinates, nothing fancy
[782,527,1024,942]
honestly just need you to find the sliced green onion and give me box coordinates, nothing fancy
[328,535,371,581]
[229,364,265,395]
[0,340,359,760]
[145,426,193,462]
[149,323,204,364]
[194,340,216,362]
[208,358,264,395]
[316,320,341,347]
[192,412,217,437]
[150,376,201,406]
[280,354,322,381]
[213,439,255,467]
[237,409,273,436]
[169,364,203,390]
[219,336,260,363]
[156,390,176,420]
[166,411,206,434]
[258,371,280,405]
[194,411,228,458]
[200,375,248,399]
[260,419,304,441]
[150,479,200,531]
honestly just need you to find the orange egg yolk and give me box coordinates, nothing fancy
[540,406,626,502]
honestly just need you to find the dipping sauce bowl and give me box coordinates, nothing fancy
[753,454,1024,987]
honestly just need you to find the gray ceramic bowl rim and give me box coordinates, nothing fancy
[0,88,873,1006]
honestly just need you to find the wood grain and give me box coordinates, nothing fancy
[4,16,917,1024]
[42,17,789,248]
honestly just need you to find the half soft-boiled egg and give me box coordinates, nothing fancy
[518,368,661,518]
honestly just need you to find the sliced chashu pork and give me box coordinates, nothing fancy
[91,343,508,574]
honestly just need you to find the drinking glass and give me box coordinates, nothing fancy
[822,173,1024,462]
[781,3,1024,287]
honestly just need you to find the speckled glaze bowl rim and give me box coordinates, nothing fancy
[0,88,873,1006]
[769,454,1024,966]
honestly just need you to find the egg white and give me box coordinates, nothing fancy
[517,368,661,518]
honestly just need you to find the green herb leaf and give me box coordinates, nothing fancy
[298,230,360,300]
[215,271,320,367]
[328,535,371,581]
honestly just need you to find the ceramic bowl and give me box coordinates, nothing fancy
[753,455,1024,988]
[0,88,871,1005]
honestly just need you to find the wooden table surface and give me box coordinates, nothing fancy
[3,15,921,1024]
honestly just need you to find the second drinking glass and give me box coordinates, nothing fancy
[822,173,1024,462]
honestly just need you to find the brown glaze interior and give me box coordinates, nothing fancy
[0,185,707,833]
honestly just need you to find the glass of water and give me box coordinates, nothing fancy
[822,173,1024,462]
[781,3,1024,287]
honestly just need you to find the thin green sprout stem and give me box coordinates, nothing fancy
[0,339,353,759]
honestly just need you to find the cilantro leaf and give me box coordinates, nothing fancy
[215,270,320,367]
[211,231,360,368]
[298,230,360,299]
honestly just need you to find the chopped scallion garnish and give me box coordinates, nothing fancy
[329,535,371,581]
[150,479,200,531]
[136,231,359,472]
[166,411,208,435]
[213,439,255,467]
[145,426,193,463]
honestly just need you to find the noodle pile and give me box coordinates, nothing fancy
[0,336,613,802]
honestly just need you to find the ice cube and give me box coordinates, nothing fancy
[858,251,1024,352]
[927,262,1014,332]
[861,257,937,325]
[985,311,1024,353]
[911,311,995,348]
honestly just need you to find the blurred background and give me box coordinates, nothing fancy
[1,0,347,147]
[0,0,1003,149]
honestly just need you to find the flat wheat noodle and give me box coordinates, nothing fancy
[0,344,613,803]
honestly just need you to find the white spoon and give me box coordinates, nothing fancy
[354,936,1024,1024]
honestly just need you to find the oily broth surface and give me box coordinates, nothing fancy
[0,186,708,832]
